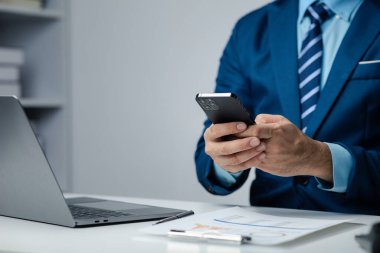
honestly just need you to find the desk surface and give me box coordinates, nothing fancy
[1,194,378,253]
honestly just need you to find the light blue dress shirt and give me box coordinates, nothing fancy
[213,0,363,193]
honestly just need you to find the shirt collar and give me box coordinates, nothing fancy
[298,0,364,24]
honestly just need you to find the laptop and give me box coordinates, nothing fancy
[0,96,184,227]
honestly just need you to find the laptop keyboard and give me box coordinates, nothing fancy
[68,205,130,219]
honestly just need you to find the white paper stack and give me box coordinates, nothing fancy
[0,47,24,97]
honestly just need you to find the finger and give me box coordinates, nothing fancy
[235,124,276,139]
[204,122,247,141]
[210,137,261,156]
[255,114,286,124]
[223,152,266,173]
[216,143,266,166]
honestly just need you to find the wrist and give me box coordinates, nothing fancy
[306,141,333,182]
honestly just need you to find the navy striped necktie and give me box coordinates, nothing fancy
[298,3,331,133]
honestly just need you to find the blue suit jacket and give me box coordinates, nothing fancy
[195,0,380,215]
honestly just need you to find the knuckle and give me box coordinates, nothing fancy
[277,121,292,132]
[256,114,263,118]
[275,128,283,135]
[220,143,229,155]
[255,114,265,122]
[230,154,241,165]
[273,124,284,134]
[207,125,216,137]
[203,132,208,141]
[204,145,213,156]
[204,127,212,140]
[282,121,292,128]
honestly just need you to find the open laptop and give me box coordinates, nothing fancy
[0,96,184,227]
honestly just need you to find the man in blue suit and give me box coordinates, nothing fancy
[195,0,380,215]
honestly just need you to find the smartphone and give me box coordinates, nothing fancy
[195,93,255,125]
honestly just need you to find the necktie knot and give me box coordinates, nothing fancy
[306,3,331,25]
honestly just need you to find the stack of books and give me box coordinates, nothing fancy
[0,47,24,97]
[0,0,44,10]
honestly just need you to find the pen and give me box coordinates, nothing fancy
[152,210,194,225]
[168,229,251,244]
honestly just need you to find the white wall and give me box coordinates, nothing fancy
[69,0,269,205]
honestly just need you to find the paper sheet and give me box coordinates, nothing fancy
[141,206,350,245]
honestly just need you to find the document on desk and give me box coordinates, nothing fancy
[142,206,350,245]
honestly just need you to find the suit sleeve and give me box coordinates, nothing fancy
[342,144,380,206]
[194,20,252,196]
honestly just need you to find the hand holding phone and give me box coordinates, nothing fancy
[196,93,264,174]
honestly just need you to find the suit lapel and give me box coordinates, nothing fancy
[269,0,301,128]
[306,0,380,137]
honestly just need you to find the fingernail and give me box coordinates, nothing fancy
[250,138,259,147]
[237,123,246,131]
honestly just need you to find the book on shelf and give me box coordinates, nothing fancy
[0,66,20,82]
[0,0,43,9]
[0,47,24,66]
[0,47,24,97]
[0,82,21,97]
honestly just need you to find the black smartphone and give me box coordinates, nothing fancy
[195,93,255,125]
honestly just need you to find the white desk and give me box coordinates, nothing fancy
[0,194,378,253]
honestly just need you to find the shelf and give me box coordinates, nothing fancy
[20,98,64,109]
[0,3,62,20]
[0,0,70,190]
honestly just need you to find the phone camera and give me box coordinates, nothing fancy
[199,99,219,111]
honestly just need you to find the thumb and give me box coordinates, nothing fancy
[255,114,286,124]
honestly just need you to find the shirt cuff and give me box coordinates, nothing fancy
[315,142,353,193]
[213,162,243,188]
